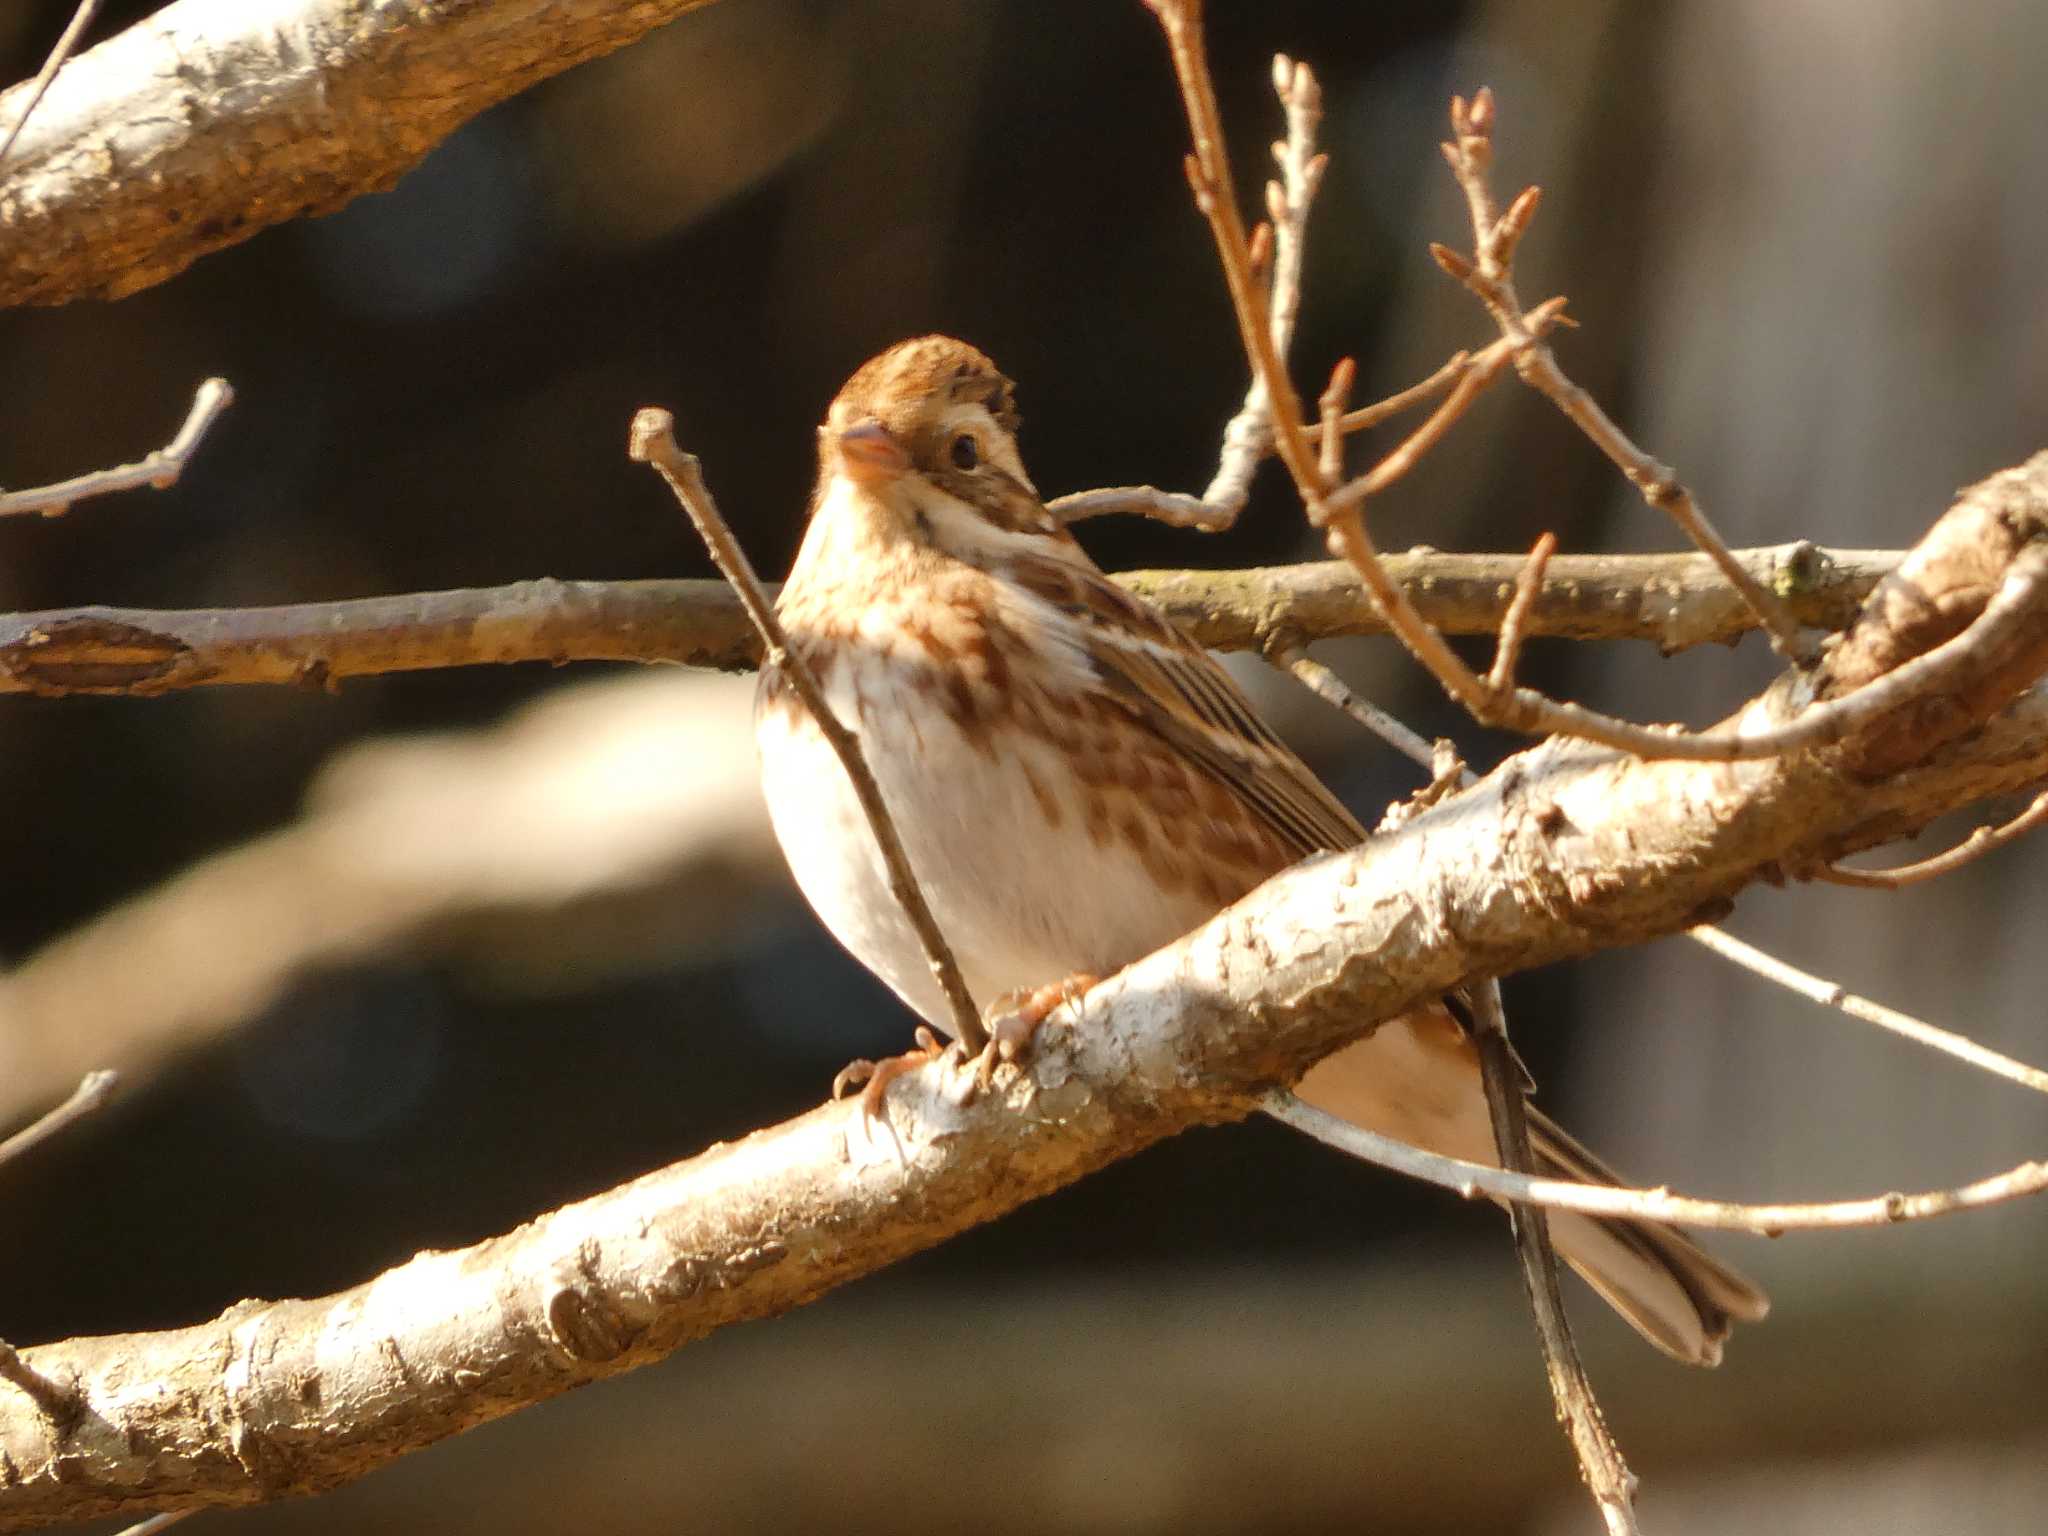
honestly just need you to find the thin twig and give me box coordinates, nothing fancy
[1814,788,2048,888]
[1264,1090,2048,1234]
[0,379,233,519]
[1047,347,1498,531]
[1043,485,1235,530]
[0,0,100,172]
[1685,925,2048,1097]
[1051,49,1327,535]
[111,1514,195,1536]
[1196,51,1327,518]
[1269,647,1439,773]
[1307,349,1473,442]
[1487,533,1558,694]
[0,1340,78,1427]
[627,409,987,1053]
[0,1069,116,1169]
[1336,316,1563,507]
[1430,88,1812,664]
[1466,986,1640,1535]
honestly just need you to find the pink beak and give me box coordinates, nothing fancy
[835,419,911,485]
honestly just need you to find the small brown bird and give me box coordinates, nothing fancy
[757,335,1767,1364]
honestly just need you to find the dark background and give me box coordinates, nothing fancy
[4,3,2047,1533]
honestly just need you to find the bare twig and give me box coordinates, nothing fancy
[0,1341,77,1428]
[1270,646,1439,773]
[1196,51,1327,520]
[1466,985,1639,1536]
[1265,1090,2048,1234]
[0,1069,116,1169]
[1050,50,1327,534]
[1685,925,2048,1097]
[1487,532,1558,694]
[1307,348,1473,442]
[1814,788,2048,888]
[0,0,100,171]
[112,1514,195,1536]
[1429,88,1813,664]
[1043,485,1235,530]
[0,378,232,519]
[627,408,987,1053]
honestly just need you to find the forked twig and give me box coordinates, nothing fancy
[0,1069,116,1169]
[1814,788,2048,889]
[0,379,234,519]
[1428,88,1813,665]
[1049,48,1328,534]
[1265,1089,2048,1233]
[627,409,987,1054]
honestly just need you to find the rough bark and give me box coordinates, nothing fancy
[0,0,722,309]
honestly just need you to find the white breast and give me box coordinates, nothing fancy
[755,650,1215,1035]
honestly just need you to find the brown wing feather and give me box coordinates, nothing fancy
[997,548,1366,859]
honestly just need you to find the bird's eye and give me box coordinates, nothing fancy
[949,432,980,471]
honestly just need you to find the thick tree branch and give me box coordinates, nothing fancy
[6,475,2048,1530]
[0,545,1896,700]
[0,0,723,309]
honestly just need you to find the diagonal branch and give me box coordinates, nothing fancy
[1467,983,1639,1536]
[628,409,986,1052]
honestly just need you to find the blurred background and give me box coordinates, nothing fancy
[3,1,2048,1532]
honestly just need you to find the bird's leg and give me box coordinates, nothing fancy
[832,1025,950,1122]
[973,973,1101,1091]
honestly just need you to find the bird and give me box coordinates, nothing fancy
[755,334,1767,1365]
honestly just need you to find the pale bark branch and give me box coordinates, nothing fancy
[0,0,723,309]
[0,545,1898,700]
[5,389,2046,1536]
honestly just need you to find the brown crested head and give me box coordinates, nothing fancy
[828,335,1020,441]
[819,337,1050,533]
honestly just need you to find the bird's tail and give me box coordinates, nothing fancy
[1294,1011,1768,1366]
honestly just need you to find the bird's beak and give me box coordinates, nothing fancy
[835,419,911,486]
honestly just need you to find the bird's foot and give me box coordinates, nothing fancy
[833,1025,950,1163]
[970,972,1101,1094]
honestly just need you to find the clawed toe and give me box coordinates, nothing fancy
[832,1027,949,1157]
[977,972,1100,1090]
